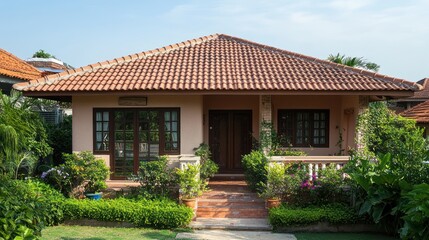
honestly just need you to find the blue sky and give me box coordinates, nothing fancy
[0,0,427,81]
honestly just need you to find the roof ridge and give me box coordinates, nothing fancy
[217,34,421,91]
[14,34,220,90]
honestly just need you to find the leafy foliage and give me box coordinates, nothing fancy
[130,156,177,199]
[194,143,218,182]
[0,91,52,160]
[259,162,286,199]
[176,164,203,199]
[241,150,268,193]
[32,49,55,59]
[399,183,429,239]
[42,151,109,196]
[0,179,65,239]
[45,115,72,165]
[347,101,429,236]
[327,53,380,72]
[269,203,361,230]
[357,102,429,184]
[62,198,193,229]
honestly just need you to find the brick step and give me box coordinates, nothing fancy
[198,202,266,208]
[200,191,258,197]
[210,174,245,181]
[198,198,265,203]
[197,208,268,218]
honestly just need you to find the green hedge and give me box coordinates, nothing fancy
[63,198,193,229]
[269,204,362,229]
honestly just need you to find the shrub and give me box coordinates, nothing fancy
[45,115,72,165]
[399,183,429,239]
[269,148,307,156]
[0,178,65,239]
[259,162,285,200]
[194,143,218,182]
[62,198,193,229]
[269,203,361,230]
[176,164,202,199]
[130,156,177,199]
[241,150,268,193]
[41,151,110,197]
[297,164,350,206]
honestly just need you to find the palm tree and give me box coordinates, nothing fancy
[327,53,380,72]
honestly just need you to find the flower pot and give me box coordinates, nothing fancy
[266,198,281,209]
[182,198,196,208]
[85,192,102,200]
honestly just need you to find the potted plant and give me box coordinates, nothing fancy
[176,163,202,208]
[259,162,285,208]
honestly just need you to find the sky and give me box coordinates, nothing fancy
[0,0,427,81]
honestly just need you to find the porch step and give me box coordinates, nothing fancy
[196,180,268,219]
[211,174,245,181]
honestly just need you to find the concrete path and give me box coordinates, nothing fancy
[176,230,296,240]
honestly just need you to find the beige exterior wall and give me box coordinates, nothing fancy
[72,94,360,173]
[72,95,204,165]
[271,95,360,156]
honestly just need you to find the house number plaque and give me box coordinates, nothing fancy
[118,97,148,106]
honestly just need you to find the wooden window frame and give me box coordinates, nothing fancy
[278,109,329,148]
[93,108,181,156]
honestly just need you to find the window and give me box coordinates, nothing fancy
[278,109,329,147]
[93,108,180,158]
[94,110,110,151]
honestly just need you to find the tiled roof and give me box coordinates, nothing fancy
[401,100,429,123]
[13,34,420,93]
[409,78,429,99]
[0,49,42,81]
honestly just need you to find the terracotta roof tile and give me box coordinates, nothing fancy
[13,34,420,93]
[409,78,429,99]
[0,49,42,81]
[401,100,429,123]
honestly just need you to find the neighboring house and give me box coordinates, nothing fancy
[13,34,419,179]
[401,100,429,136]
[391,78,429,113]
[0,48,41,95]
[26,57,72,76]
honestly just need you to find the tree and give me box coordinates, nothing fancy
[328,53,380,72]
[32,49,56,59]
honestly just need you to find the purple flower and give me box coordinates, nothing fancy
[41,171,48,179]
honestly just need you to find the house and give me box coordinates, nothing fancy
[401,99,429,136]
[26,57,72,76]
[390,78,429,113]
[13,34,419,179]
[0,48,42,95]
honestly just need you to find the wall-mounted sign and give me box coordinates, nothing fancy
[118,97,147,106]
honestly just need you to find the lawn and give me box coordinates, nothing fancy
[41,225,186,240]
[295,233,398,240]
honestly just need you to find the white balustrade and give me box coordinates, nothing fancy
[178,155,201,170]
[269,156,350,180]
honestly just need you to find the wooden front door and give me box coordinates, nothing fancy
[209,110,252,173]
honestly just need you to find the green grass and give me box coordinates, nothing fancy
[295,233,398,240]
[41,225,189,240]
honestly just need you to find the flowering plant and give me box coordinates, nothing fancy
[41,166,71,195]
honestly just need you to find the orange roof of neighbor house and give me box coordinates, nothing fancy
[409,78,429,99]
[13,34,420,93]
[401,100,429,123]
[0,49,42,81]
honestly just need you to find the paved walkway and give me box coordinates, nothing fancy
[176,230,296,240]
